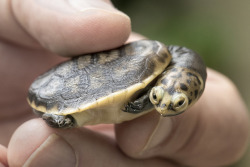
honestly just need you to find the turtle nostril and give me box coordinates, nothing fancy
[161,103,167,108]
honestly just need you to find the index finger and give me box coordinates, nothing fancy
[0,0,131,55]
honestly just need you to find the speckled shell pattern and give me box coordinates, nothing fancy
[28,40,171,115]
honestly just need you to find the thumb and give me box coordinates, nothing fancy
[115,69,249,166]
[8,119,176,167]
[0,145,7,167]
[6,0,131,55]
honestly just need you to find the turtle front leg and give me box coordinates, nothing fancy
[33,109,75,128]
[124,92,153,114]
[42,113,75,128]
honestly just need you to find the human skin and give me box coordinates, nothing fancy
[0,0,249,167]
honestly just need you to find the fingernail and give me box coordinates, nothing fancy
[23,134,76,167]
[0,162,6,167]
[141,117,173,153]
[68,0,119,12]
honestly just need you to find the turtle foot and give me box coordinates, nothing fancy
[124,101,145,113]
[124,93,153,114]
[42,113,75,128]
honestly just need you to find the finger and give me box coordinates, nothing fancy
[8,119,176,167]
[85,124,115,139]
[115,68,249,166]
[0,0,40,48]
[126,32,146,43]
[8,0,131,55]
[0,145,7,167]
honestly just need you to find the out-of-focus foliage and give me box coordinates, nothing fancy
[112,0,250,166]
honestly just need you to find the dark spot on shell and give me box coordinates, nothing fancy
[180,83,188,91]
[190,91,193,96]
[195,90,199,98]
[161,78,168,85]
[187,72,194,77]
[197,78,202,85]
[167,81,176,95]
[187,79,191,84]
[158,56,165,63]
[194,82,198,86]
[188,98,192,105]
[162,52,169,58]
[187,72,202,86]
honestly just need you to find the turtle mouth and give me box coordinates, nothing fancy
[158,108,186,117]
[160,111,185,117]
[32,109,75,128]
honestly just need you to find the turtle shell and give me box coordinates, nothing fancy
[28,40,171,122]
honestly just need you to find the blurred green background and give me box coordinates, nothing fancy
[112,0,250,166]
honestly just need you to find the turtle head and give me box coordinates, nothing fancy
[149,86,189,116]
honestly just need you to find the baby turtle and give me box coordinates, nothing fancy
[27,40,207,128]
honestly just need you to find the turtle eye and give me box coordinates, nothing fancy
[172,93,189,112]
[149,86,164,105]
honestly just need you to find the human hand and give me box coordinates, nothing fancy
[0,1,249,167]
